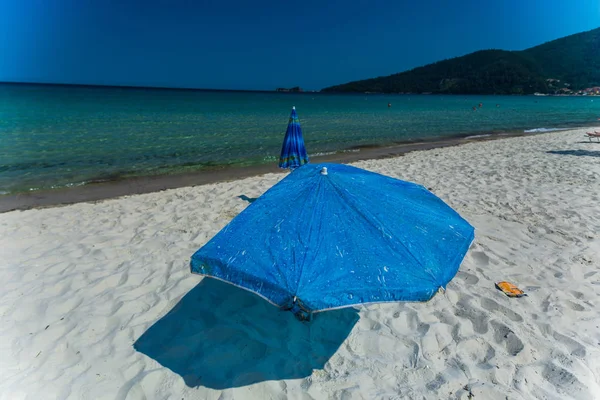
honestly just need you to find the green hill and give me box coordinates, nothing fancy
[321,27,600,95]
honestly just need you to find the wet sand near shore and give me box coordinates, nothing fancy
[0,129,545,213]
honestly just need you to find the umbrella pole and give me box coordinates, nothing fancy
[283,297,313,321]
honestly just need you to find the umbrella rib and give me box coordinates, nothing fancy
[265,180,314,297]
[325,176,436,285]
[294,176,325,298]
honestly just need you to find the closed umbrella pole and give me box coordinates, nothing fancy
[279,106,309,170]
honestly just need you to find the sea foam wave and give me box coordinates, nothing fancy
[310,149,360,157]
[524,127,570,133]
[465,134,492,139]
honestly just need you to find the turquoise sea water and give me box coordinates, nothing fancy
[1,83,599,194]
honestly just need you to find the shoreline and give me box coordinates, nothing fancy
[0,127,596,213]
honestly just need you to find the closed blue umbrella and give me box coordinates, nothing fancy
[191,163,474,320]
[279,106,309,170]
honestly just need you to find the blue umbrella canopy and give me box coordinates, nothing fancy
[279,106,309,170]
[191,163,474,319]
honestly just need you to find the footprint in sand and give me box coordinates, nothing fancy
[542,363,585,393]
[457,338,496,368]
[552,332,586,358]
[565,300,586,312]
[456,270,479,285]
[470,251,490,267]
[454,296,489,334]
[425,373,447,391]
[572,254,594,266]
[388,307,420,334]
[583,271,597,279]
[420,322,453,360]
[570,290,584,299]
[490,320,524,356]
[479,298,524,322]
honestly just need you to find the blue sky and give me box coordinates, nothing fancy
[0,0,598,90]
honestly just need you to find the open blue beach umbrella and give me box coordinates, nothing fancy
[191,163,474,319]
[278,106,309,169]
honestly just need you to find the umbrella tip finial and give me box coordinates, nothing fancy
[292,106,295,110]
[321,167,328,175]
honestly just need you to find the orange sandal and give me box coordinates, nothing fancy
[495,281,526,297]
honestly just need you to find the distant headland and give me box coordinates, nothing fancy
[321,27,600,95]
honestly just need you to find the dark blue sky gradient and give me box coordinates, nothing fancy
[0,0,598,90]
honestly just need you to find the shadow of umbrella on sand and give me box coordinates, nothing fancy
[134,278,359,389]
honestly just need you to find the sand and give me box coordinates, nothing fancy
[1,127,599,400]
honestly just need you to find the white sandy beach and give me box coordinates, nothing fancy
[1,127,600,400]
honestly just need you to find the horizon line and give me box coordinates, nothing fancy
[0,81,322,94]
